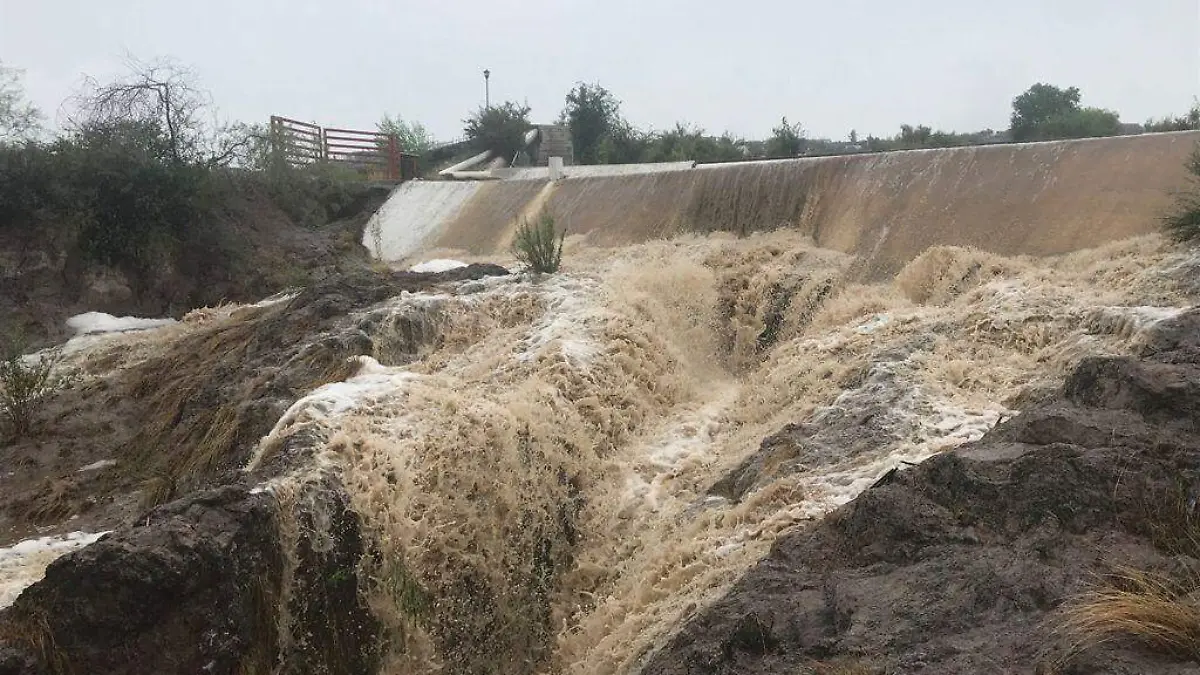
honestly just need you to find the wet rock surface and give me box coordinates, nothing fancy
[644,310,1200,674]
[0,482,379,675]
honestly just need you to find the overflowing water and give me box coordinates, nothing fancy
[367,181,483,260]
[400,132,1199,277]
[0,531,109,609]
[249,229,1194,674]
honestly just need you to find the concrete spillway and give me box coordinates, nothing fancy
[365,131,1200,275]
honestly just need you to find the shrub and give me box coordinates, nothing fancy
[255,161,369,228]
[511,210,565,274]
[0,339,63,439]
[1165,144,1200,244]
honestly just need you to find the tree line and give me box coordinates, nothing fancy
[420,81,1200,166]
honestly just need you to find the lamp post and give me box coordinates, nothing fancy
[483,69,491,109]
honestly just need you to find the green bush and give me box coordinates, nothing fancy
[512,210,565,274]
[0,120,216,273]
[0,338,63,439]
[0,118,368,287]
[1164,144,1200,244]
[254,161,368,228]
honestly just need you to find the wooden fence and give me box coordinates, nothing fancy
[269,115,419,182]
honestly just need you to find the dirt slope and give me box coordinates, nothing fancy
[1,184,389,350]
[641,309,1200,674]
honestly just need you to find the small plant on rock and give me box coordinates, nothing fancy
[512,209,566,274]
[0,338,63,439]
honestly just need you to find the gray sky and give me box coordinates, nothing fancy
[2,0,1198,142]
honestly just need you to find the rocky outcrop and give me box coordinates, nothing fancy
[0,481,379,675]
[643,310,1200,674]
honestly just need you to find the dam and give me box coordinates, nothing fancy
[367,131,1200,277]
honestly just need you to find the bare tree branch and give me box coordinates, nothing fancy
[68,55,246,167]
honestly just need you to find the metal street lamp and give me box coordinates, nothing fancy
[483,69,491,109]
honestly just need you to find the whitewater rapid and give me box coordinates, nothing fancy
[2,229,1192,673]
[244,231,1194,674]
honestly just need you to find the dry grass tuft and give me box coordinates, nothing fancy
[0,344,66,440]
[1057,567,1200,662]
[1137,479,1200,560]
[0,608,69,674]
[22,477,80,523]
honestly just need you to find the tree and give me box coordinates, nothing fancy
[561,82,622,165]
[463,101,532,163]
[1146,101,1200,133]
[597,119,649,164]
[849,129,858,144]
[0,61,42,142]
[1010,83,1123,142]
[899,124,933,148]
[1041,107,1122,139]
[765,117,805,158]
[377,114,435,154]
[69,56,249,166]
[1011,83,1081,141]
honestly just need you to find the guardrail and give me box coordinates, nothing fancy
[269,115,419,182]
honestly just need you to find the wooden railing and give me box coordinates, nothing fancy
[269,115,419,182]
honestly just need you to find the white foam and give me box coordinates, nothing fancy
[76,459,117,473]
[855,313,890,334]
[620,391,734,515]
[516,276,605,367]
[410,259,468,274]
[245,355,423,471]
[1084,305,1188,340]
[65,311,176,336]
[0,531,109,608]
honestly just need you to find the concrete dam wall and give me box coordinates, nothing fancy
[367,131,1200,276]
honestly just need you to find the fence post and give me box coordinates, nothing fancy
[388,135,399,181]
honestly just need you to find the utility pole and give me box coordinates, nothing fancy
[483,69,491,109]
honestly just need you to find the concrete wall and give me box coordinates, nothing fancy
[372,132,1200,274]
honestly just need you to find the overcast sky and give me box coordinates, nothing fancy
[2,0,1198,142]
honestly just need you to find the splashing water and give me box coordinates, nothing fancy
[0,531,109,609]
[248,231,1193,674]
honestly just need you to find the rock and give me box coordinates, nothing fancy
[0,482,378,675]
[643,309,1200,674]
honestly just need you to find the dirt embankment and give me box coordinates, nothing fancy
[1,184,390,350]
[642,309,1200,674]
